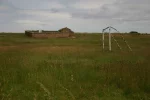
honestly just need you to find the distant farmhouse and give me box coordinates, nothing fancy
[25,27,75,38]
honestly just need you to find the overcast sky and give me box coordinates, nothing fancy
[0,0,150,33]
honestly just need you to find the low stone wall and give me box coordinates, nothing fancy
[31,32,70,38]
[32,33,48,38]
[25,27,74,38]
[25,30,39,37]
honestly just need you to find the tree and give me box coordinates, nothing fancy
[129,31,140,35]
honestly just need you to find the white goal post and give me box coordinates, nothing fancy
[102,26,132,52]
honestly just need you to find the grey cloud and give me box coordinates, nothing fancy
[69,0,150,23]
[0,0,150,33]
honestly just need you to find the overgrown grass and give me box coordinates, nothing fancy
[0,33,150,100]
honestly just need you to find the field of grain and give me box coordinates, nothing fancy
[0,33,150,100]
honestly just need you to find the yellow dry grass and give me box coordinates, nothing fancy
[29,46,93,53]
[0,46,17,51]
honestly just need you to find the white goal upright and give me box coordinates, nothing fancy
[102,26,132,52]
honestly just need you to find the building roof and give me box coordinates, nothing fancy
[58,27,73,32]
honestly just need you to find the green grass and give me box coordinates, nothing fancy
[0,33,150,100]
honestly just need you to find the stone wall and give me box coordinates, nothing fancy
[31,32,70,38]
[25,27,74,38]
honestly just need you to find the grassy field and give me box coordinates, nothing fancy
[0,33,150,100]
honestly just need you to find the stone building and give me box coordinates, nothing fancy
[25,27,74,38]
